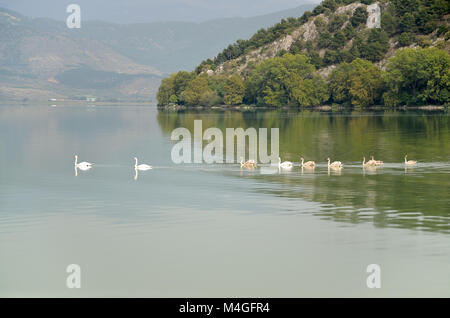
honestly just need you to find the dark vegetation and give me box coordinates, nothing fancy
[158,0,450,108]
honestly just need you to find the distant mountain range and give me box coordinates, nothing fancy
[0,4,315,101]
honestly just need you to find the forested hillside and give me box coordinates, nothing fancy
[158,0,450,108]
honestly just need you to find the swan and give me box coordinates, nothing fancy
[134,157,152,171]
[240,157,257,169]
[301,157,315,168]
[404,155,417,165]
[327,157,343,169]
[74,155,92,170]
[367,156,376,165]
[371,156,384,166]
[278,157,293,169]
[363,157,377,167]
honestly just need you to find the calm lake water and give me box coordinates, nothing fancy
[0,104,449,297]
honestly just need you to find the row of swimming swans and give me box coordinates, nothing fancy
[362,155,417,167]
[75,154,417,173]
[244,155,416,170]
[240,157,342,170]
[277,157,342,169]
[74,155,152,171]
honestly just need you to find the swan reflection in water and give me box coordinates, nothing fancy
[301,166,315,174]
[363,165,378,176]
[328,166,343,176]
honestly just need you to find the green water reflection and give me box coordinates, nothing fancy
[157,110,450,233]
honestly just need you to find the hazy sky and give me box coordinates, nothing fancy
[0,0,320,23]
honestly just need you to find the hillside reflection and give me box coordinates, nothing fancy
[157,109,450,233]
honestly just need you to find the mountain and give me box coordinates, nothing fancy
[0,5,315,101]
[157,0,450,108]
[0,0,319,24]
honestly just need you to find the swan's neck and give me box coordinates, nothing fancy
[405,157,407,163]
[74,156,77,166]
[363,158,365,165]
[301,158,304,165]
[328,159,330,166]
[134,158,138,167]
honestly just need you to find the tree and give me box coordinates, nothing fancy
[157,73,176,106]
[359,29,390,62]
[381,10,397,35]
[351,7,368,27]
[383,48,450,106]
[329,58,383,108]
[318,31,332,48]
[398,32,416,47]
[328,14,346,32]
[330,31,346,49]
[224,75,245,105]
[245,53,316,106]
[288,75,329,106]
[184,76,212,105]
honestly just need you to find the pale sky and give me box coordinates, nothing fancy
[0,0,320,23]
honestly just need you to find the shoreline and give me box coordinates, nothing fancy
[157,104,448,112]
[0,100,447,112]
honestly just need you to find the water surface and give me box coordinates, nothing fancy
[0,105,449,297]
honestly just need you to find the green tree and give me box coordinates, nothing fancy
[245,53,316,106]
[157,74,175,106]
[381,10,397,35]
[288,75,330,106]
[329,58,383,108]
[383,48,450,106]
[173,71,196,103]
[351,7,368,27]
[359,29,390,62]
[224,75,245,105]
[318,31,332,48]
[330,31,346,49]
[184,76,213,105]
[399,13,416,33]
[398,32,416,47]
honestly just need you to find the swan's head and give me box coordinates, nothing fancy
[74,155,78,159]
[371,156,374,160]
[278,157,281,163]
[327,157,330,161]
[300,157,304,161]
[405,155,408,158]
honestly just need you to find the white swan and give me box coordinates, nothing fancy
[278,157,293,169]
[74,155,92,170]
[404,155,417,165]
[301,157,315,168]
[134,157,152,171]
[327,157,343,169]
[240,157,257,169]
[367,156,376,165]
[371,155,384,166]
[363,157,375,167]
